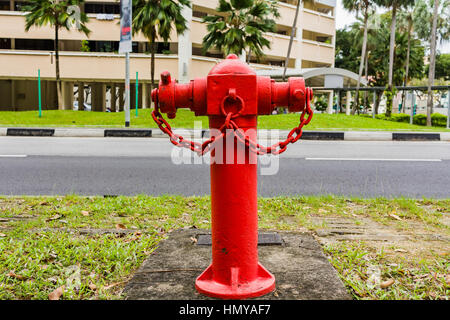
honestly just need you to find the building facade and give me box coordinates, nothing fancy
[0,0,336,111]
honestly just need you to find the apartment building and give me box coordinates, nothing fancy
[0,0,336,111]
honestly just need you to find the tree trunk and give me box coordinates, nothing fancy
[55,25,63,110]
[427,0,439,127]
[352,8,369,115]
[364,51,369,112]
[386,3,398,117]
[282,0,301,81]
[401,18,413,114]
[150,29,156,110]
[375,90,383,115]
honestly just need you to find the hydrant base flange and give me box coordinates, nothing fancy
[195,262,275,299]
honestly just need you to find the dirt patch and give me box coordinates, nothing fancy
[311,215,450,260]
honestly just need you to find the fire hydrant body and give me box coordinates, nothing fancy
[151,54,313,299]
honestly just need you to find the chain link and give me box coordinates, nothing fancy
[151,87,313,156]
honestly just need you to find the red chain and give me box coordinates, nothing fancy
[151,87,313,156]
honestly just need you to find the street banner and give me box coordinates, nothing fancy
[119,0,132,53]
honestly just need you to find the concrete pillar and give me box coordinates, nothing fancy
[11,80,15,111]
[130,83,136,110]
[178,5,192,84]
[142,83,148,109]
[294,1,304,70]
[111,83,117,112]
[91,83,106,112]
[77,82,85,111]
[346,90,351,115]
[44,80,57,110]
[61,81,74,110]
[118,85,124,112]
[327,91,334,114]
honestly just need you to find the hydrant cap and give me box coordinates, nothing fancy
[208,54,256,76]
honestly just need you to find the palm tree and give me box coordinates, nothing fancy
[23,0,91,110]
[426,0,440,126]
[132,0,190,104]
[343,0,375,115]
[397,4,416,113]
[375,0,414,117]
[413,0,450,125]
[203,0,277,61]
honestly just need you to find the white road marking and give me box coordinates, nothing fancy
[0,155,28,158]
[305,158,442,162]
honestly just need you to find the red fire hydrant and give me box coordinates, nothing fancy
[151,54,313,299]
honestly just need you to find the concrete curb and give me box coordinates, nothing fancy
[0,127,449,141]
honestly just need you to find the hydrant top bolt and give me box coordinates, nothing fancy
[161,71,171,85]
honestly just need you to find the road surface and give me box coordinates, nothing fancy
[0,137,449,198]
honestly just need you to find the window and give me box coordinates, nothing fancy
[15,38,54,50]
[85,3,120,14]
[0,38,11,49]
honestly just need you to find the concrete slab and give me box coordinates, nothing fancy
[344,131,392,141]
[123,228,351,300]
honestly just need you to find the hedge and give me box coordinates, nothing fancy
[360,113,448,127]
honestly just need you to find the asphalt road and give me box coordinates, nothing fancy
[0,137,449,198]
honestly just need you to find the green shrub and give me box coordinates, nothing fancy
[413,114,427,126]
[390,113,410,123]
[431,113,448,127]
[358,113,448,127]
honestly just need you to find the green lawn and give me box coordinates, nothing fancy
[0,109,449,132]
[0,195,448,300]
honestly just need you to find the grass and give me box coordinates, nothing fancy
[0,109,449,132]
[0,195,448,300]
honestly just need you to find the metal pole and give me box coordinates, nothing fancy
[135,71,138,117]
[125,52,130,127]
[447,89,450,129]
[38,69,41,118]
[410,91,415,125]
[373,90,376,119]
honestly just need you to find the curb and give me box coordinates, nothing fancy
[0,127,449,141]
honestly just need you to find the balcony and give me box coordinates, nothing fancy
[0,50,179,81]
[301,40,334,65]
[302,9,335,36]
[191,18,298,60]
[0,11,162,42]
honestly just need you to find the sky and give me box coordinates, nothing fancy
[335,0,450,53]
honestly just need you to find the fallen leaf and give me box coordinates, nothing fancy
[186,201,196,208]
[81,210,90,217]
[318,209,328,214]
[389,213,402,221]
[115,223,127,230]
[0,233,6,237]
[380,279,395,289]
[48,285,65,300]
[445,274,450,285]
[46,214,61,222]
[88,283,97,291]
[47,277,58,284]
[103,282,122,290]
[394,249,408,253]
[7,271,26,280]
[190,237,198,244]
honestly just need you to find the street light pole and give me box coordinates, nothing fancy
[125,52,130,127]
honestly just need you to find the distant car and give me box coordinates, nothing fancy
[73,101,92,111]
